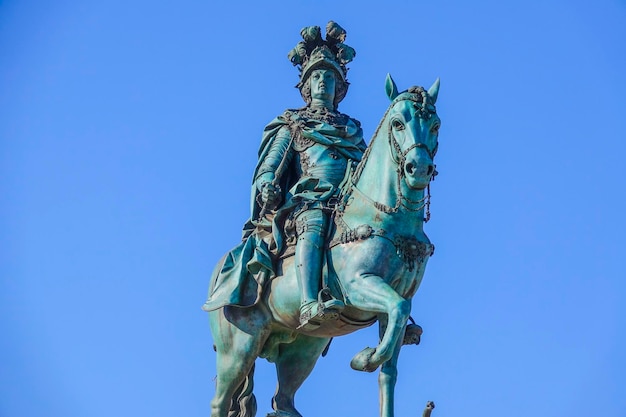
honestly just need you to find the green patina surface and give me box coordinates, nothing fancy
[203,21,441,417]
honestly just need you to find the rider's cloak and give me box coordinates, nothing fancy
[202,109,366,312]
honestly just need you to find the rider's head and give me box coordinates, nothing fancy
[299,67,348,109]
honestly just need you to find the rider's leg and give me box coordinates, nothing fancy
[294,208,342,328]
[295,208,326,306]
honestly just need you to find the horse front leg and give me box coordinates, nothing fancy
[345,274,410,372]
[378,317,404,417]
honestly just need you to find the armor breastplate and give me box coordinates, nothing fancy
[296,141,349,187]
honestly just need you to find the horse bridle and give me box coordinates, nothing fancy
[387,88,438,171]
[346,89,438,220]
[369,94,438,219]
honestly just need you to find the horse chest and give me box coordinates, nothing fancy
[333,235,432,298]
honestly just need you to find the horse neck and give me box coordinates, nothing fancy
[345,122,426,236]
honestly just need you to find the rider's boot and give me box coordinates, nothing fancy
[294,210,344,330]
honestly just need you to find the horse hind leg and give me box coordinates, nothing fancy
[209,306,270,417]
[228,363,256,417]
[271,334,331,417]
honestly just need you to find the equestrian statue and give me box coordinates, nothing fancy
[202,21,441,417]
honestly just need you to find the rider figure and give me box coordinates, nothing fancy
[254,23,366,330]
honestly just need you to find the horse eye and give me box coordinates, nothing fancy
[392,119,404,130]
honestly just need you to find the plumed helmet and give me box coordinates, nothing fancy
[287,21,356,104]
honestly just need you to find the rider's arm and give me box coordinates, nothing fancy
[256,126,294,190]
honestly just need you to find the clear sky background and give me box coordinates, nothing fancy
[1,1,625,416]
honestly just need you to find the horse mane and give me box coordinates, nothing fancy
[351,103,392,184]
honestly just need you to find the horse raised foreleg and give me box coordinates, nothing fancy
[345,274,410,372]
[378,317,404,417]
[209,306,271,417]
[271,334,331,417]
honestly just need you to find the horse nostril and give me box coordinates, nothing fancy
[405,162,415,175]
[426,165,434,176]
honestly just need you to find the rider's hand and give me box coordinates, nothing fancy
[261,182,281,207]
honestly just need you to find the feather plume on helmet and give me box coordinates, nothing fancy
[287,21,356,106]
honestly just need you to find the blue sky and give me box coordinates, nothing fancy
[1,1,625,416]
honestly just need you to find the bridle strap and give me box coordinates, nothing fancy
[350,94,436,220]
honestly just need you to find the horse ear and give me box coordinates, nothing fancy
[385,73,399,101]
[428,78,440,104]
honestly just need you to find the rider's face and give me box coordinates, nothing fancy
[309,69,336,103]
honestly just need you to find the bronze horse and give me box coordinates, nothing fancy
[207,75,441,417]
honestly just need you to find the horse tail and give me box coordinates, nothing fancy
[228,363,257,417]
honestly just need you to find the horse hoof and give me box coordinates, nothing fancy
[350,347,377,372]
[403,323,423,346]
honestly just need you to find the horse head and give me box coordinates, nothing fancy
[351,75,441,223]
[384,74,440,191]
